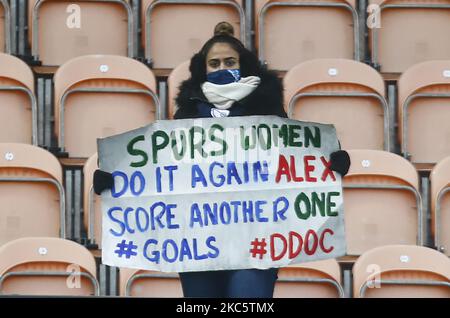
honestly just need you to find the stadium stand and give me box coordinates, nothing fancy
[0,53,37,145]
[397,60,450,166]
[353,245,450,298]
[142,0,246,69]
[53,54,159,159]
[0,0,10,54]
[368,0,450,74]
[120,268,183,297]
[430,156,450,257]
[28,0,134,66]
[0,237,99,295]
[274,259,344,298]
[0,143,65,247]
[1,1,449,299]
[284,59,390,151]
[256,0,359,71]
[343,150,422,256]
[167,60,190,119]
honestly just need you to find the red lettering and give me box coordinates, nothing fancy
[319,228,335,253]
[270,233,287,261]
[288,231,303,259]
[305,229,319,255]
[320,156,336,181]
[304,156,317,182]
[275,155,291,183]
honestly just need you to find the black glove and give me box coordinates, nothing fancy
[93,169,114,195]
[329,150,351,177]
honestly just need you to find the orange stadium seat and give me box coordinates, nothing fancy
[28,0,134,66]
[142,0,246,69]
[0,53,37,145]
[119,268,183,297]
[430,156,450,257]
[274,259,344,298]
[343,150,422,256]
[368,0,450,74]
[0,143,65,247]
[83,153,102,252]
[0,0,11,53]
[167,60,190,119]
[398,60,450,165]
[53,55,159,159]
[284,59,390,151]
[0,237,99,295]
[256,0,359,71]
[353,245,450,298]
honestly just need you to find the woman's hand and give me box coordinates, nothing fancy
[329,150,351,177]
[93,170,114,195]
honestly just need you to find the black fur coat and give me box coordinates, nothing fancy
[174,70,287,119]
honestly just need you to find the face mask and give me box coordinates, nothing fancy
[206,69,241,85]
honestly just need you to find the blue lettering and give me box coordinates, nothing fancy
[143,239,160,263]
[191,164,207,188]
[209,162,225,187]
[162,239,178,263]
[107,206,125,236]
[111,171,128,198]
[273,196,289,221]
[255,200,268,222]
[206,236,220,259]
[130,171,145,196]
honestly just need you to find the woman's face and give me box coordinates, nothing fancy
[206,42,240,74]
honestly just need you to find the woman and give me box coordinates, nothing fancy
[93,22,350,298]
[174,22,287,120]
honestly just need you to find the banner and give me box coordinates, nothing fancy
[98,115,346,272]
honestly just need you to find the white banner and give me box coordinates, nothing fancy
[98,115,346,272]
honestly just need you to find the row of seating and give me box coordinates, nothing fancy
[0,237,448,297]
[1,143,450,257]
[1,53,449,164]
[1,0,449,72]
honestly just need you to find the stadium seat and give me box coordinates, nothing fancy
[398,60,450,165]
[0,53,37,145]
[284,59,390,151]
[54,54,159,159]
[344,150,422,256]
[142,0,246,69]
[0,143,65,247]
[353,245,450,298]
[119,268,183,297]
[167,60,190,119]
[256,0,359,71]
[368,0,450,74]
[274,259,344,298]
[83,153,101,252]
[430,156,450,256]
[28,0,134,66]
[0,237,99,295]
[0,0,11,53]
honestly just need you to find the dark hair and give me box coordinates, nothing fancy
[189,34,262,83]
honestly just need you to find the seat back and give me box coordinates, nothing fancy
[274,259,344,298]
[0,143,65,246]
[167,60,190,119]
[256,0,358,71]
[28,0,134,66]
[284,59,389,151]
[0,237,98,295]
[344,150,421,255]
[369,0,450,73]
[398,60,450,164]
[142,0,245,69]
[0,53,37,145]
[54,54,159,158]
[119,268,183,297]
[430,156,450,256]
[353,245,450,298]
